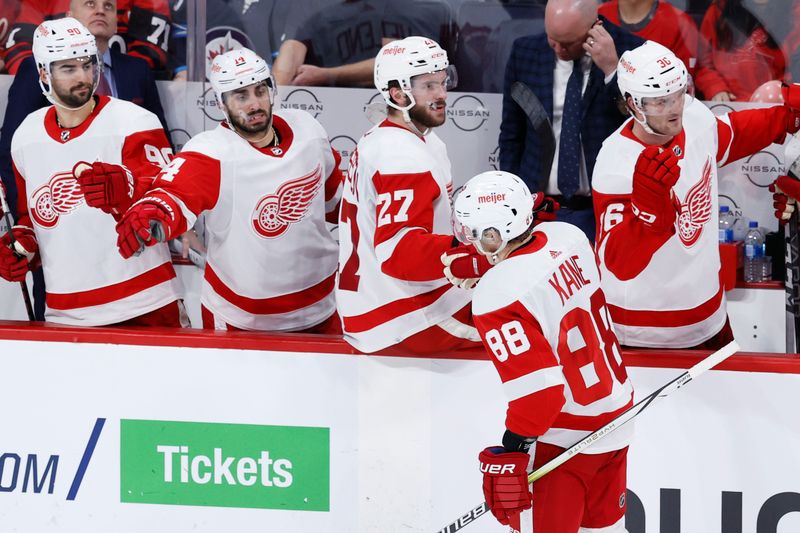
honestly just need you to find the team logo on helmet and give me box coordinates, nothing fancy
[619,492,626,508]
[677,157,713,247]
[30,172,84,228]
[251,165,322,238]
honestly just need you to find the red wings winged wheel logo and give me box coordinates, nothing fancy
[251,165,323,238]
[30,172,85,228]
[677,157,713,247]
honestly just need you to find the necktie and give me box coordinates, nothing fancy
[557,59,583,199]
[96,66,112,96]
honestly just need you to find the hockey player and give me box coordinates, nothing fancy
[592,41,800,349]
[114,48,343,333]
[336,36,482,354]
[0,18,182,326]
[453,171,633,533]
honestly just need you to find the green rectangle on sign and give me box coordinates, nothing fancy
[120,419,329,511]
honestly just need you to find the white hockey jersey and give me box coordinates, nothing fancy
[11,96,181,325]
[336,120,472,353]
[593,98,796,347]
[150,111,342,331]
[472,222,633,452]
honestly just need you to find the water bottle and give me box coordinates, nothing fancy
[744,221,765,282]
[718,205,734,243]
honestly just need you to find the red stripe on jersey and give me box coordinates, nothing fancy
[46,261,176,310]
[553,397,634,431]
[608,283,724,327]
[342,283,452,333]
[205,264,335,315]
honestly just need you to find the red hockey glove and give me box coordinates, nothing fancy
[0,226,39,282]
[631,146,681,233]
[769,175,800,224]
[116,195,185,259]
[780,84,800,133]
[74,161,136,215]
[782,83,800,110]
[532,192,560,223]
[479,446,532,526]
[441,244,492,289]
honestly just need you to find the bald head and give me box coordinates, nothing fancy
[68,0,117,51]
[545,0,599,60]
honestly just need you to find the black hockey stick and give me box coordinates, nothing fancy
[434,340,740,533]
[0,184,35,321]
[510,81,556,182]
[780,135,800,353]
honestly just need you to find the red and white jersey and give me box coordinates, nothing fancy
[593,98,795,347]
[473,222,633,453]
[150,111,342,331]
[11,96,180,326]
[337,120,472,353]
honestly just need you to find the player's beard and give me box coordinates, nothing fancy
[229,108,272,136]
[54,82,94,108]
[410,99,447,128]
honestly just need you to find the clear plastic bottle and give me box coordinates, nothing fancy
[719,206,735,243]
[744,221,765,283]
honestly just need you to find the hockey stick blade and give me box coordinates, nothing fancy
[510,82,556,182]
[434,340,739,533]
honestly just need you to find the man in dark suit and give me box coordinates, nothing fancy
[499,0,643,242]
[0,0,170,320]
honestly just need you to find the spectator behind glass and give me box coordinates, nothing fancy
[695,0,786,101]
[498,0,643,242]
[0,0,21,71]
[272,0,454,87]
[599,0,699,76]
[2,0,170,75]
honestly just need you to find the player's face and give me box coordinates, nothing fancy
[640,89,686,137]
[48,56,99,108]
[409,70,450,128]
[69,0,117,41]
[223,81,273,136]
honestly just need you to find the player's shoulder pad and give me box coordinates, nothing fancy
[473,221,589,314]
[11,107,50,152]
[274,108,329,140]
[104,97,163,132]
[685,97,719,138]
[592,125,641,195]
[179,127,228,159]
[359,125,442,175]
